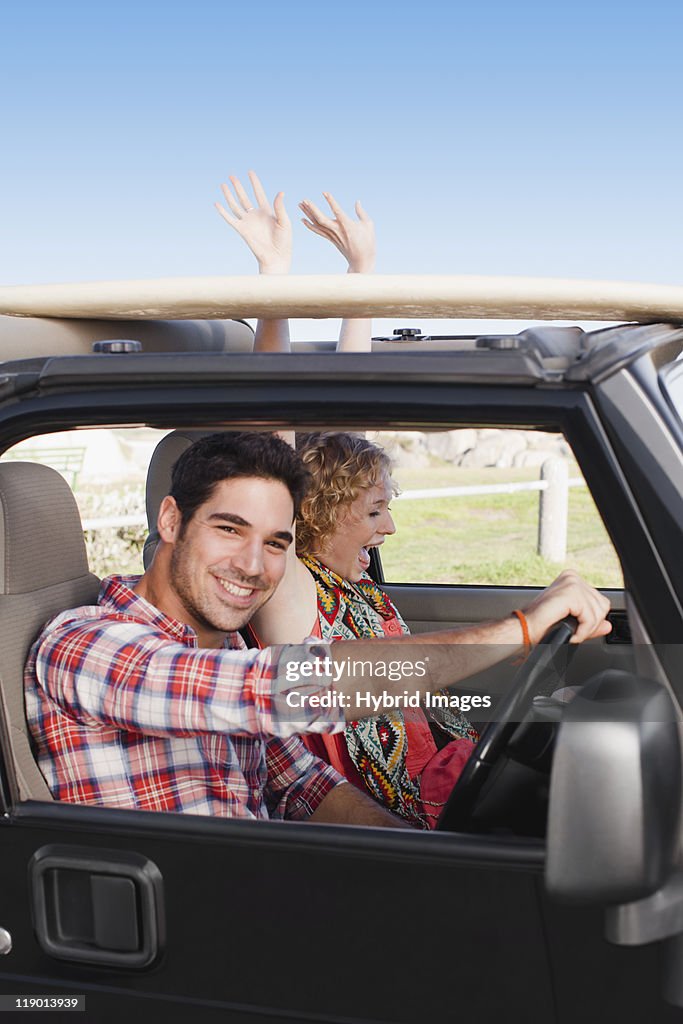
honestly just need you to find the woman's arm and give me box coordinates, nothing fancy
[250,542,318,644]
[299,193,376,352]
[215,170,292,352]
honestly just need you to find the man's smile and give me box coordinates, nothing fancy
[212,573,262,601]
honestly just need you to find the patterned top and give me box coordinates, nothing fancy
[301,557,478,828]
[24,575,344,820]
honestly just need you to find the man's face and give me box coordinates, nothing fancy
[165,476,294,641]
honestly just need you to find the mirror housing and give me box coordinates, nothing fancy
[545,671,680,904]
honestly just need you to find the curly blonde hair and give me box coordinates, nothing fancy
[296,433,396,557]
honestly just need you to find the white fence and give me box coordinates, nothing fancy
[397,457,583,563]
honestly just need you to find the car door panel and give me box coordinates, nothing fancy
[1,801,679,1022]
[381,584,625,633]
[0,804,561,1022]
[538,893,683,1024]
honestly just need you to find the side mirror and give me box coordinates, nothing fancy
[545,671,681,904]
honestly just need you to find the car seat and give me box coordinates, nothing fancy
[0,461,100,801]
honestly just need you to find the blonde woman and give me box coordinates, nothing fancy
[217,178,476,825]
[252,432,479,829]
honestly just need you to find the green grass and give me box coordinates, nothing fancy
[382,466,623,589]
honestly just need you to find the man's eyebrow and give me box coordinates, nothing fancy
[208,513,251,527]
[207,513,293,544]
[274,530,294,544]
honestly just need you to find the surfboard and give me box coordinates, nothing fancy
[1,274,683,322]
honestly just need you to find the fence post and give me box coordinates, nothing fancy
[538,457,568,562]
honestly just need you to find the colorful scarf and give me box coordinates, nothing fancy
[301,556,477,828]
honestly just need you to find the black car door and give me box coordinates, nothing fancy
[2,800,679,1023]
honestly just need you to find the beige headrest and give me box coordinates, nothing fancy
[0,461,90,594]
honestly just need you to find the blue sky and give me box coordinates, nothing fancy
[2,0,682,301]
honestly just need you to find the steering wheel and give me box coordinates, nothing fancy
[437,615,577,832]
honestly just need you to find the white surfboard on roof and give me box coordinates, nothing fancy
[1,274,683,322]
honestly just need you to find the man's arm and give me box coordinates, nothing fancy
[299,193,375,352]
[33,572,610,738]
[215,170,291,352]
[263,734,407,826]
[31,617,343,739]
[327,570,612,720]
[309,781,411,828]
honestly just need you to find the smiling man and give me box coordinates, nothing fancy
[138,472,296,645]
[25,432,402,826]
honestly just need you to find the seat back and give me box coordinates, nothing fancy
[0,461,100,801]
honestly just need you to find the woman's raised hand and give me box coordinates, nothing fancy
[299,193,375,274]
[216,170,292,275]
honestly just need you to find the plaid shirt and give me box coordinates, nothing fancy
[25,575,345,820]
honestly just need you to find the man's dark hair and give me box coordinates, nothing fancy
[170,432,310,526]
